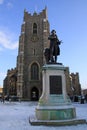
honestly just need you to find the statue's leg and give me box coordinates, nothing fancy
[55,55,57,63]
[50,54,54,62]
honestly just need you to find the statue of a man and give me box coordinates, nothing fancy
[48,30,61,63]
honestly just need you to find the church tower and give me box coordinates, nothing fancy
[17,7,50,100]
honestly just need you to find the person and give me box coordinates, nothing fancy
[2,94,5,103]
[48,30,61,63]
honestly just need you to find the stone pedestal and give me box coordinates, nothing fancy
[29,64,86,125]
[36,64,76,120]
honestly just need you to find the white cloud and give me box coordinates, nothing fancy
[0,72,6,86]
[0,30,18,50]
[0,0,4,4]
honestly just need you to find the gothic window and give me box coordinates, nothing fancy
[31,63,39,80]
[33,23,37,34]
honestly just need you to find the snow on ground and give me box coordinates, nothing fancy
[0,101,87,130]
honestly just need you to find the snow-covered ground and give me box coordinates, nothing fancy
[0,101,87,130]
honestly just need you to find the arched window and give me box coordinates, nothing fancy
[33,23,37,34]
[31,63,39,80]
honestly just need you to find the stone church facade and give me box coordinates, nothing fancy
[17,8,50,100]
[3,8,81,100]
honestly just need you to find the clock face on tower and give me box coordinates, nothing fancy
[31,35,39,42]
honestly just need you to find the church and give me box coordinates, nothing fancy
[3,8,81,101]
[17,7,50,100]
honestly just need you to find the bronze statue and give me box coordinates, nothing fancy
[44,30,61,63]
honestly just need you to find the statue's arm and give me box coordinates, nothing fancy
[48,34,56,40]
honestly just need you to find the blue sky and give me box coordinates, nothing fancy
[0,0,87,89]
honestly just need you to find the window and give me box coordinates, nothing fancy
[33,23,37,34]
[31,63,39,80]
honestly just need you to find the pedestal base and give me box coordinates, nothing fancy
[29,115,86,126]
[36,105,76,120]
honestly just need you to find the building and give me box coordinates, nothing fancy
[3,68,17,96]
[82,89,87,95]
[0,87,3,97]
[16,7,50,100]
[70,73,81,96]
[65,67,73,96]
[3,8,81,100]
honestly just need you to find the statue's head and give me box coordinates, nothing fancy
[51,30,56,34]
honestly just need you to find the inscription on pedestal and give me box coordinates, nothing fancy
[49,75,62,94]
